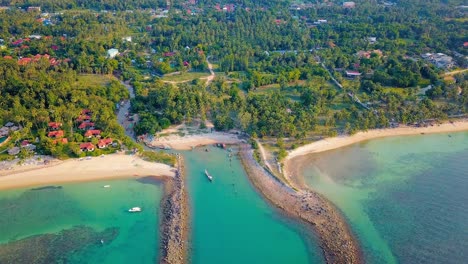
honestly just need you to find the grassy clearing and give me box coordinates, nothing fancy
[74,74,115,89]
[382,87,409,96]
[161,71,210,82]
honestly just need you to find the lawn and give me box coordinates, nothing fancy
[74,74,115,89]
[161,71,210,82]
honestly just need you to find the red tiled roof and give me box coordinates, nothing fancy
[3,56,13,60]
[53,138,68,144]
[77,115,91,122]
[48,130,64,138]
[84,129,101,137]
[21,140,30,146]
[79,142,95,150]
[48,122,62,129]
[98,138,113,148]
[81,109,92,115]
[78,122,95,129]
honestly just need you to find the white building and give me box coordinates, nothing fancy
[107,48,119,59]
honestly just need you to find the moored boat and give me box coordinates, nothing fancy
[204,169,213,182]
[128,207,142,212]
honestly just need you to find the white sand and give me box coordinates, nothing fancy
[286,120,468,161]
[0,154,175,190]
[150,132,242,150]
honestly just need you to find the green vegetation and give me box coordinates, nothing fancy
[161,71,210,82]
[141,150,177,166]
[0,0,466,159]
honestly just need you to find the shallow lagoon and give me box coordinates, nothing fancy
[301,132,468,263]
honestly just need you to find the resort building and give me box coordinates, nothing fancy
[98,138,113,149]
[53,138,68,144]
[343,2,356,8]
[421,53,455,69]
[345,70,362,78]
[78,122,95,130]
[48,130,64,138]
[107,48,119,59]
[79,142,95,152]
[84,129,101,138]
[48,122,62,130]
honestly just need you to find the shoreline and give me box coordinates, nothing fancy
[149,132,243,150]
[0,154,175,191]
[238,144,363,263]
[286,120,468,162]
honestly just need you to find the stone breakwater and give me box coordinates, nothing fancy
[159,156,190,264]
[238,144,363,264]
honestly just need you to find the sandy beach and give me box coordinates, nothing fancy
[149,132,243,150]
[0,154,175,190]
[287,120,468,161]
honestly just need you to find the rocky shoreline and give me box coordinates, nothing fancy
[159,155,190,264]
[238,144,363,264]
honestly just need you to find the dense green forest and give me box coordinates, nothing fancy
[0,0,466,159]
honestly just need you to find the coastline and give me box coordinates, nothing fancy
[238,144,363,263]
[0,154,175,191]
[149,132,243,150]
[286,120,468,161]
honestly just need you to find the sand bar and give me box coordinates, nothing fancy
[150,132,242,150]
[287,120,468,161]
[0,154,175,190]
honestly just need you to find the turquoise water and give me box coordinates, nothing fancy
[184,146,324,264]
[301,132,468,263]
[0,178,164,263]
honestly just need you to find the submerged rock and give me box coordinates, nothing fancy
[0,226,119,264]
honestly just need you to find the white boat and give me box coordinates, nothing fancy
[204,169,213,182]
[128,207,142,212]
[103,185,111,188]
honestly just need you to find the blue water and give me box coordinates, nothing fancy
[0,179,164,263]
[184,146,324,264]
[301,132,468,263]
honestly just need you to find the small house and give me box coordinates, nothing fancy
[84,129,101,138]
[78,122,95,130]
[77,115,92,122]
[107,48,119,59]
[98,138,113,149]
[80,142,95,152]
[343,2,356,8]
[345,70,362,78]
[48,130,64,138]
[8,147,20,156]
[48,122,62,130]
[53,138,68,144]
[81,109,92,115]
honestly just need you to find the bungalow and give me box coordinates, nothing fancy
[77,115,92,122]
[21,140,36,150]
[345,70,362,78]
[343,1,356,8]
[107,48,119,59]
[163,52,176,57]
[21,140,31,147]
[81,109,92,115]
[80,142,95,152]
[84,129,101,138]
[8,147,20,156]
[53,138,68,144]
[48,130,64,138]
[48,122,62,130]
[0,126,9,137]
[27,6,41,12]
[78,122,95,130]
[98,138,113,149]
